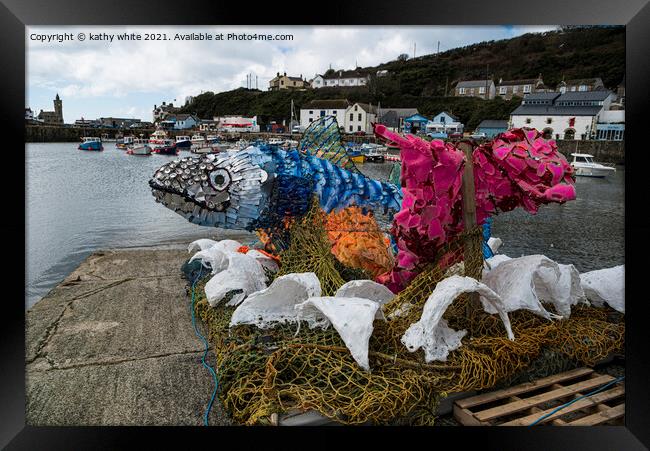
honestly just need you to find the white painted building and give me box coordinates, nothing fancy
[310,70,370,89]
[344,103,377,134]
[509,91,614,140]
[299,99,350,129]
[425,111,464,134]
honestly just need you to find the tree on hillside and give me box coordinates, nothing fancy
[397,53,409,62]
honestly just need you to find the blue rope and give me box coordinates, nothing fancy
[190,267,219,426]
[528,375,625,426]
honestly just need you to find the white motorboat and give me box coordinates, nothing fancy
[268,137,284,146]
[127,143,152,155]
[570,153,616,178]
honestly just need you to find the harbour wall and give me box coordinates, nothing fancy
[25,125,625,163]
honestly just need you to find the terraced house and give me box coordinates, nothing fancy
[496,74,549,100]
[454,79,495,100]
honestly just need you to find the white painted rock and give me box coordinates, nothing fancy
[246,249,280,273]
[295,296,380,371]
[188,238,218,254]
[230,273,321,328]
[481,255,585,319]
[580,265,625,313]
[335,280,395,305]
[488,237,503,254]
[189,247,231,274]
[204,252,267,307]
[402,275,513,363]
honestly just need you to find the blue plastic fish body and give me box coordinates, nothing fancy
[149,144,403,231]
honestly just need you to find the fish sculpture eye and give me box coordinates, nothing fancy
[210,169,231,191]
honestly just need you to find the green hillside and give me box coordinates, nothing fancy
[179,26,624,130]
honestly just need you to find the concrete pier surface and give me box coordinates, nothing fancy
[25,245,232,426]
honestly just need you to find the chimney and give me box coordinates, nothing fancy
[277,72,279,77]
[284,72,287,76]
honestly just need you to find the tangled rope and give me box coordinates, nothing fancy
[192,202,624,425]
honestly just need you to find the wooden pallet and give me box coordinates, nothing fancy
[453,367,625,426]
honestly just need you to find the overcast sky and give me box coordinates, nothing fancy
[27,25,556,122]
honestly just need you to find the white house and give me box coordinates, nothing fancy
[25,108,34,121]
[299,99,350,129]
[509,91,614,140]
[311,70,370,89]
[344,103,377,134]
[425,111,464,134]
[171,114,199,130]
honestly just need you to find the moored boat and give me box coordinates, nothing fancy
[79,137,103,151]
[127,143,152,155]
[116,136,135,149]
[151,136,178,155]
[570,153,616,178]
[175,135,192,150]
[191,142,228,154]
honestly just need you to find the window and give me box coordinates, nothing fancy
[570,86,576,92]
[459,87,466,94]
[354,105,358,111]
[309,118,313,122]
[546,118,552,124]
[358,126,361,131]
[350,113,353,121]
[309,110,313,115]
[579,85,588,91]
[523,85,531,93]
[349,125,353,131]
[479,87,486,94]
[525,118,531,124]
[320,111,325,117]
[499,86,507,94]
[358,113,362,121]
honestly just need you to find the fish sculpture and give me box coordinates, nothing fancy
[149,144,402,231]
[149,117,576,293]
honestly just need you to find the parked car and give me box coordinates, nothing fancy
[470,132,487,139]
[427,132,448,139]
[448,132,464,139]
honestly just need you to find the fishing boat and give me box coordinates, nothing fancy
[363,144,387,163]
[149,129,169,148]
[78,137,103,151]
[206,135,221,144]
[347,148,365,164]
[126,142,152,155]
[116,136,134,149]
[191,134,206,146]
[175,135,192,150]
[151,138,178,155]
[570,153,616,178]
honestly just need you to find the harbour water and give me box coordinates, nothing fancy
[26,143,624,308]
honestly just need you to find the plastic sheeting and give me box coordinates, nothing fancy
[204,252,267,307]
[295,296,381,371]
[230,273,321,328]
[481,255,585,319]
[402,275,514,363]
[580,265,625,313]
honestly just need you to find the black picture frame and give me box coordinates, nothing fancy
[3,0,649,448]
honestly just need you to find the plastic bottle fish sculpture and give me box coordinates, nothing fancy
[149,116,576,293]
[149,117,402,232]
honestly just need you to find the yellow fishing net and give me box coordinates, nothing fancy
[193,202,624,425]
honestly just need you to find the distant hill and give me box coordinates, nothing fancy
[179,26,624,130]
